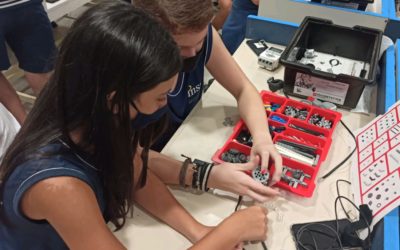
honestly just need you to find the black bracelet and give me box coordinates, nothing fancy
[193,159,214,192]
[200,163,209,191]
[191,160,206,193]
[203,163,214,192]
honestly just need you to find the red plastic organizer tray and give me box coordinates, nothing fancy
[212,91,342,197]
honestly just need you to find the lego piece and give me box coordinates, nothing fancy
[221,149,249,163]
[252,166,270,186]
[235,130,253,147]
[271,103,281,112]
[270,115,287,124]
[269,125,286,133]
[264,102,272,111]
[308,113,332,129]
[281,166,311,188]
[289,123,325,137]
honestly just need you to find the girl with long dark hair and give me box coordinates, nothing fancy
[0,2,267,249]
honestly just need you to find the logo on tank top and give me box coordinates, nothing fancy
[187,83,202,98]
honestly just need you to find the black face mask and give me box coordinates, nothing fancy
[181,42,205,72]
[131,101,169,130]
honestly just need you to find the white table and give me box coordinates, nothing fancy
[112,42,375,249]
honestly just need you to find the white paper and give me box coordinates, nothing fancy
[351,101,400,227]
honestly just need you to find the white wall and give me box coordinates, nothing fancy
[258,0,387,30]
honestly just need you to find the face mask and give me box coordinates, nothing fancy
[181,42,205,72]
[131,102,169,130]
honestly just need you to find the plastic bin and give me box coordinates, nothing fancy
[280,17,382,109]
[212,91,342,197]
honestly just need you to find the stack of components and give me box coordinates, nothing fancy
[281,166,311,188]
[221,149,249,163]
[275,140,319,166]
[284,106,308,120]
[308,114,333,129]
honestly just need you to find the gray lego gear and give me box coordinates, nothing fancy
[252,166,270,186]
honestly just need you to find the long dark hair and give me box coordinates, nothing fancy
[0,1,181,230]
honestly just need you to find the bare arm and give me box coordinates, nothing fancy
[148,150,279,202]
[133,168,210,243]
[206,27,282,183]
[133,160,269,249]
[251,0,259,5]
[206,26,271,151]
[0,73,26,124]
[134,151,269,246]
[212,0,232,30]
[21,177,125,250]
[189,206,268,250]
[148,150,190,186]
[21,161,268,249]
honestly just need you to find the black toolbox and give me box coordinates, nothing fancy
[280,17,382,109]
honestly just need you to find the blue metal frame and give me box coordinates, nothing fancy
[383,40,400,250]
[387,0,397,18]
[384,209,400,250]
[245,15,298,46]
[396,40,400,100]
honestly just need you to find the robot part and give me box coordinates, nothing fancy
[281,166,311,188]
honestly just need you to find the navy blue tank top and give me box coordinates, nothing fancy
[168,24,213,123]
[0,141,106,250]
[151,24,213,151]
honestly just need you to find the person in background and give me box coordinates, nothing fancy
[212,0,233,31]
[132,0,283,197]
[222,0,259,54]
[0,0,56,124]
[0,2,268,249]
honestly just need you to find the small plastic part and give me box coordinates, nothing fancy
[251,166,270,186]
[304,49,316,58]
[267,77,284,92]
[221,148,249,164]
[270,115,287,124]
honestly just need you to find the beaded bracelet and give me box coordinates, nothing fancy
[191,165,202,194]
[193,159,214,192]
[180,155,214,193]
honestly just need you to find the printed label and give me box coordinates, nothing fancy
[293,73,349,105]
